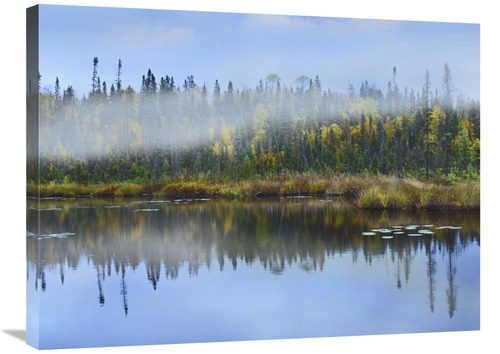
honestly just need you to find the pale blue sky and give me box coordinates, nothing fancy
[38,4,480,101]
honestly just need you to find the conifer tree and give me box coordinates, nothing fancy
[116,59,123,93]
[91,57,99,95]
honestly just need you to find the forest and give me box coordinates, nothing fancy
[27,58,480,205]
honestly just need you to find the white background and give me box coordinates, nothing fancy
[1,1,497,353]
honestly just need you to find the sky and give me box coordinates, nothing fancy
[1,1,498,354]
[38,4,480,101]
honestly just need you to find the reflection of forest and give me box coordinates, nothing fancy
[27,198,479,317]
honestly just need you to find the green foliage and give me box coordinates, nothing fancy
[237,155,256,180]
[445,172,461,185]
[153,190,165,200]
[35,61,479,191]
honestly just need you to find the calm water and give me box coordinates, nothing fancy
[26,196,480,349]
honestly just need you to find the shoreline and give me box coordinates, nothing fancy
[26,174,480,211]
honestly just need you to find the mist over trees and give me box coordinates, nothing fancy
[30,58,480,185]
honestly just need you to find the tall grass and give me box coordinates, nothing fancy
[353,176,479,211]
[27,173,480,211]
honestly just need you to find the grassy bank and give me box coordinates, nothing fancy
[27,173,480,211]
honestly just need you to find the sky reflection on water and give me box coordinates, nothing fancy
[26,197,480,349]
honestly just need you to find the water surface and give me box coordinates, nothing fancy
[26,197,480,349]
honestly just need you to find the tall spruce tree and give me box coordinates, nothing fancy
[91,57,99,96]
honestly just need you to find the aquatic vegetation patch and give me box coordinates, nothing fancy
[28,207,63,211]
[27,231,76,240]
[436,226,462,230]
[363,223,463,238]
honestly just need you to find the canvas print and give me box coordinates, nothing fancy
[26,4,480,350]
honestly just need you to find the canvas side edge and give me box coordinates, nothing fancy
[26,4,41,350]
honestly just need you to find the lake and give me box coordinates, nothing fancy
[26,196,480,349]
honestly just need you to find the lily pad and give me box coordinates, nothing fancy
[49,232,76,239]
[28,207,63,211]
[362,232,376,236]
[27,232,76,240]
[408,233,423,237]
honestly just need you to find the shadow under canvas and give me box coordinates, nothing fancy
[3,329,26,342]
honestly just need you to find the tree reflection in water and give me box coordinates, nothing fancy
[27,197,479,318]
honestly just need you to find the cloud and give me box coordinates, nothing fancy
[241,13,401,35]
[114,24,197,47]
[244,14,308,29]
[346,18,402,34]
[241,13,340,31]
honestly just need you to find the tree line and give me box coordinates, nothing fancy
[30,58,480,184]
